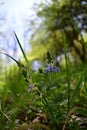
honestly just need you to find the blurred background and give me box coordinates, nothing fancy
[0,0,87,68]
[0,0,41,65]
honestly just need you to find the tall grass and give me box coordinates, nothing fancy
[62,32,71,112]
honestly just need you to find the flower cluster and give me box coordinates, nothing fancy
[45,65,59,73]
[45,52,59,73]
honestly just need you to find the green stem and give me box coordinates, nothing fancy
[63,33,71,112]
[42,96,55,122]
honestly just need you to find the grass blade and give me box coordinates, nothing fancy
[62,32,71,112]
[14,32,33,75]
[0,52,24,68]
[70,73,84,107]
[14,32,29,66]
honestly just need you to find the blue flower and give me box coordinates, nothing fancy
[45,65,59,73]
[52,66,59,72]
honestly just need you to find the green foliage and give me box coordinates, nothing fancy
[0,32,87,130]
[29,0,87,64]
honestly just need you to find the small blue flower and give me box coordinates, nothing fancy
[45,65,59,73]
[52,66,59,72]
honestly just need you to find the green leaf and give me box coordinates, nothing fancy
[70,73,84,107]
[0,52,24,68]
[14,32,29,66]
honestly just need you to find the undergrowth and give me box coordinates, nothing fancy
[0,33,87,130]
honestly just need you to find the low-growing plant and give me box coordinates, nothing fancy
[0,32,87,130]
